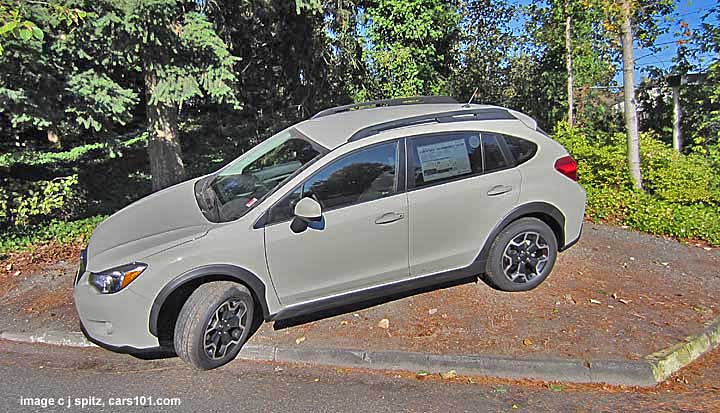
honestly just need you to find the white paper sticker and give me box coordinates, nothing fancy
[417,139,472,182]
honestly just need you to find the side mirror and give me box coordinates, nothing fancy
[291,197,323,233]
[293,197,322,221]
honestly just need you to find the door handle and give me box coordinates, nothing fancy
[375,212,404,225]
[487,184,513,196]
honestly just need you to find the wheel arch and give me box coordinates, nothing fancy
[148,264,271,343]
[475,202,566,266]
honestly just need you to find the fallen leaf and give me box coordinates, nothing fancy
[4,264,11,271]
[416,370,430,379]
[589,299,602,305]
[492,385,507,394]
[274,366,284,372]
[313,378,320,382]
[522,338,533,346]
[295,336,306,345]
[353,313,360,318]
[704,247,712,251]
[13,271,20,276]
[467,378,476,384]
[618,299,631,305]
[512,404,519,409]
[428,308,438,315]
[378,318,389,329]
[612,293,618,300]
[339,320,349,326]
[440,370,457,379]
[548,383,564,392]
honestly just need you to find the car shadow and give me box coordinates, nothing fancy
[273,275,479,330]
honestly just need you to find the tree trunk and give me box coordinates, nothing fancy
[672,85,683,152]
[620,0,643,190]
[144,70,185,192]
[565,8,574,126]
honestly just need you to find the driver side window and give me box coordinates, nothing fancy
[303,141,399,211]
[267,141,399,225]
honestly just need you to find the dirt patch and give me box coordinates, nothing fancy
[1,223,719,362]
[250,223,720,361]
[0,243,82,333]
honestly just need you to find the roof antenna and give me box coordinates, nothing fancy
[463,87,479,108]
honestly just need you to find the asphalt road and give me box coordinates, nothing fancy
[0,340,717,412]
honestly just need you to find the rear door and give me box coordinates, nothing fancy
[264,140,410,306]
[406,132,521,277]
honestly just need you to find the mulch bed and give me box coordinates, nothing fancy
[1,222,719,362]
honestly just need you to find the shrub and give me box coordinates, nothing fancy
[0,215,105,255]
[0,175,81,229]
[640,135,718,204]
[555,122,720,246]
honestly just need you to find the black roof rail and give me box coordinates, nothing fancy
[347,107,516,142]
[311,96,459,119]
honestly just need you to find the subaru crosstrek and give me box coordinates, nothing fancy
[74,96,586,370]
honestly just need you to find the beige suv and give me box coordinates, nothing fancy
[74,96,586,370]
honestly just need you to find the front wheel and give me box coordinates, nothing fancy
[174,281,255,370]
[483,217,558,292]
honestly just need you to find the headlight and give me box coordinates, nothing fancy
[88,263,147,294]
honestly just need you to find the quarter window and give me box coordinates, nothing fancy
[503,135,538,165]
[482,133,511,172]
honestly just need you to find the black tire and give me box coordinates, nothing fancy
[483,217,558,292]
[174,281,255,370]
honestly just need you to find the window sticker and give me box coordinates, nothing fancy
[417,138,472,182]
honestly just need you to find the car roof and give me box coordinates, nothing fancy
[294,103,536,149]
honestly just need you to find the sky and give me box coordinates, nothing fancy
[509,0,718,85]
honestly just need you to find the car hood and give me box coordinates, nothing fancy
[86,178,212,271]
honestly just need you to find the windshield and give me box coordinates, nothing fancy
[196,128,325,222]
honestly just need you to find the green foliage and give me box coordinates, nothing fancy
[362,0,461,98]
[0,175,79,230]
[11,175,79,226]
[640,134,718,204]
[586,187,720,245]
[0,216,104,255]
[65,70,139,132]
[556,122,720,245]
[0,130,147,168]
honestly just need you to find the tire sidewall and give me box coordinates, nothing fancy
[485,218,558,292]
[185,284,255,370]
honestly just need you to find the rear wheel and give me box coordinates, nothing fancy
[484,217,558,292]
[174,281,255,370]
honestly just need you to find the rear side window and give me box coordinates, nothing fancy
[503,135,538,165]
[408,132,483,188]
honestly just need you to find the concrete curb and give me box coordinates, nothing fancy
[2,316,719,387]
[645,317,720,383]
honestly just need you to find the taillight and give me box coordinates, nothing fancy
[554,156,578,181]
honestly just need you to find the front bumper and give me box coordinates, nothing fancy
[74,272,160,351]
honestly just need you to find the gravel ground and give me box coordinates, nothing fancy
[1,222,718,361]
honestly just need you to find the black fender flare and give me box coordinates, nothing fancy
[474,202,566,266]
[148,264,271,337]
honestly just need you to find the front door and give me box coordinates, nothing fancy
[264,140,409,306]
